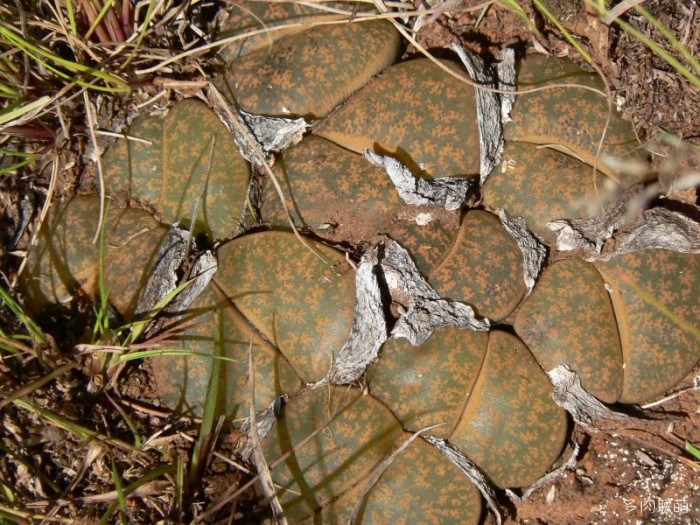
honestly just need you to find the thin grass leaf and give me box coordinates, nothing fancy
[189,308,224,485]
[531,0,592,62]
[64,0,79,35]
[119,0,157,73]
[98,464,174,525]
[0,81,21,99]
[615,2,700,76]
[0,333,31,354]
[0,285,45,344]
[116,347,240,364]
[0,478,16,505]
[0,148,39,175]
[12,398,144,455]
[495,0,532,27]
[0,24,129,92]
[106,393,143,448]
[248,338,287,524]
[91,207,112,345]
[109,456,128,525]
[176,454,185,516]
[0,363,78,410]
[0,95,51,127]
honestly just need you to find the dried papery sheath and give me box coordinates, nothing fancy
[548,365,634,432]
[135,226,217,337]
[497,209,546,292]
[329,238,489,384]
[497,48,516,123]
[549,186,643,254]
[167,251,217,315]
[236,396,285,461]
[207,87,307,164]
[550,184,700,258]
[382,239,489,344]
[381,238,492,340]
[135,226,190,319]
[364,149,475,211]
[328,250,387,385]
[450,43,505,183]
[424,435,502,525]
[239,109,308,155]
[593,207,700,259]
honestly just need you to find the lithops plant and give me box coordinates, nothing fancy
[22,6,700,524]
[515,251,700,405]
[216,18,401,118]
[23,196,169,322]
[482,54,652,243]
[101,98,250,241]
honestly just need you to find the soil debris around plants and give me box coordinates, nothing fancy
[0,0,699,523]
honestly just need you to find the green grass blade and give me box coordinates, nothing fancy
[0,25,129,92]
[99,464,173,525]
[0,96,51,126]
[0,285,45,344]
[189,308,224,486]
[116,347,239,364]
[109,456,128,525]
[64,0,78,36]
[687,441,700,460]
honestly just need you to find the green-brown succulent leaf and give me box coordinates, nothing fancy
[102,99,250,241]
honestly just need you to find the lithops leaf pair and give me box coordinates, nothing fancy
[101,99,250,241]
[24,196,169,322]
[483,54,651,244]
[369,328,568,489]
[258,386,484,523]
[516,252,700,404]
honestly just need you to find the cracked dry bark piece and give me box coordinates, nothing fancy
[363,149,476,211]
[329,238,488,385]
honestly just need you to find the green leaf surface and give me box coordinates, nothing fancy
[102,99,250,241]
